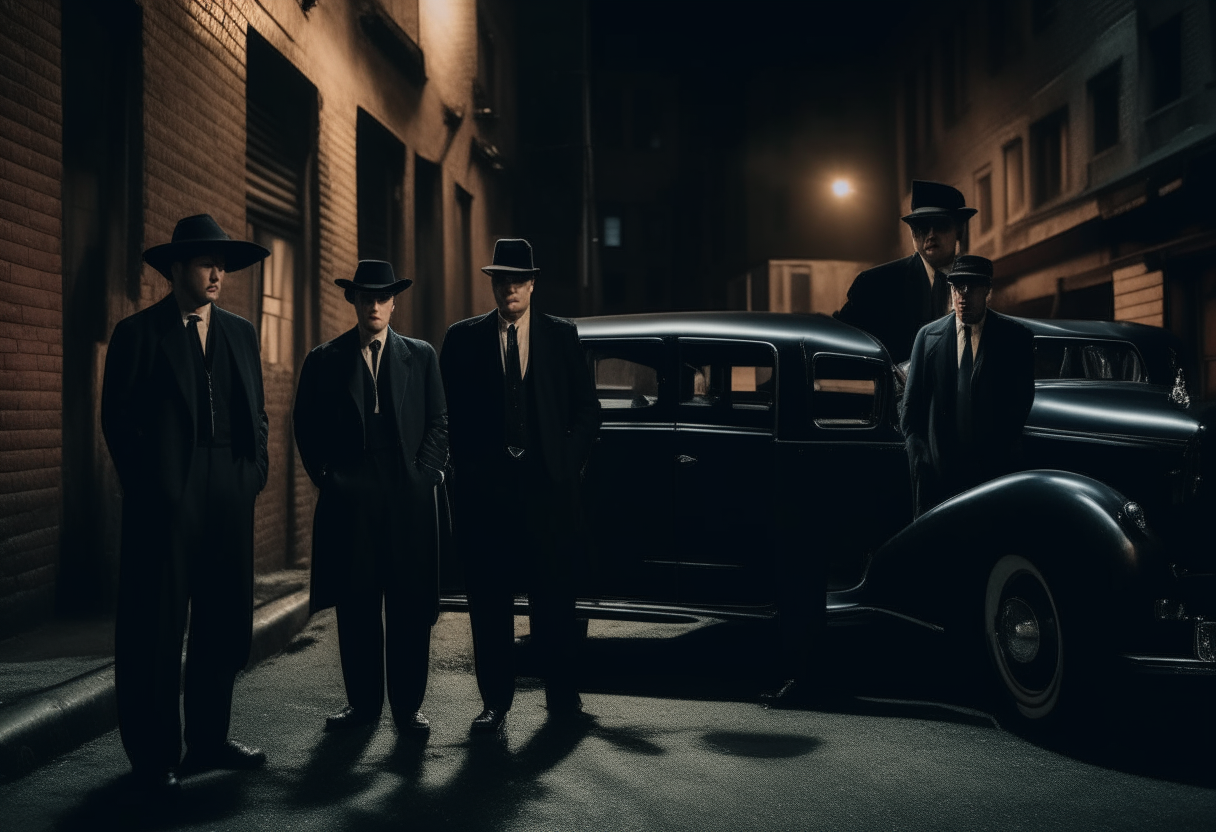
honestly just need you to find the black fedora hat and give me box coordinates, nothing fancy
[143,214,270,279]
[481,238,540,277]
[334,260,413,295]
[900,180,978,225]
[945,254,994,285]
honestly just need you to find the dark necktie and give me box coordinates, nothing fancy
[505,324,526,455]
[369,339,381,414]
[932,271,949,317]
[187,314,214,440]
[957,324,973,444]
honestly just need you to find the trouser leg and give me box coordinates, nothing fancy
[467,572,516,712]
[183,448,254,752]
[336,586,386,716]
[528,579,579,707]
[116,552,188,773]
[385,589,431,721]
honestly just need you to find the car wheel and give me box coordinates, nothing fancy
[984,554,1065,721]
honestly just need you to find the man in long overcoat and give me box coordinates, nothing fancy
[440,238,601,733]
[901,255,1036,516]
[293,261,448,733]
[835,180,977,365]
[101,214,270,794]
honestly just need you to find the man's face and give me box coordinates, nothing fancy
[951,281,991,325]
[909,218,960,271]
[171,253,225,310]
[491,275,535,322]
[353,291,395,336]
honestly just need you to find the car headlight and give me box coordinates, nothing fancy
[1119,501,1147,533]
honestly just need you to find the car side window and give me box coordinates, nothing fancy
[1034,338,1146,382]
[811,354,884,429]
[677,340,776,430]
[584,339,666,422]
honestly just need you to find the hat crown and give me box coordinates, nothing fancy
[947,254,994,283]
[490,239,536,272]
[910,180,967,212]
[170,214,234,245]
[349,260,398,289]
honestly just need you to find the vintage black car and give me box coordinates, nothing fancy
[558,311,1216,723]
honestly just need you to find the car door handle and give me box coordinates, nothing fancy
[676,454,697,466]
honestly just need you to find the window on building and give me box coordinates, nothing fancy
[474,6,497,117]
[975,170,993,234]
[455,186,473,320]
[356,109,405,271]
[604,216,622,247]
[1088,62,1121,154]
[1003,138,1025,219]
[790,271,811,313]
[1032,0,1058,33]
[1030,108,1068,207]
[903,72,919,174]
[941,20,968,126]
[1148,14,1183,111]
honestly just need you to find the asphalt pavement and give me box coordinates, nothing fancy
[2,609,1215,832]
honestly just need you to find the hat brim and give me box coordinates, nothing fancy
[901,206,979,224]
[334,278,413,295]
[143,239,271,279]
[945,274,993,285]
[481,265,540,277]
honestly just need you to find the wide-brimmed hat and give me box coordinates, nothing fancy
[334,260,413,296]
[945,254,994,286]
[900,180,978,225]
[143,214,270,279]
[481,238,539,278]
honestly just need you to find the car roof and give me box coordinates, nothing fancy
[573,311,890,361]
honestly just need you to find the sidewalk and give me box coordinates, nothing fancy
[0,569,312,781]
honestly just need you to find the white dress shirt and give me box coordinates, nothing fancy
[497,306,531,377]
[180,303,212,355]
[955,311,987,368]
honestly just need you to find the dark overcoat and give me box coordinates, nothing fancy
[439,310,600,503]
[101,295,268,665]
[900,310,1036,515]
[834,254,945,364]
[292,326,448,616]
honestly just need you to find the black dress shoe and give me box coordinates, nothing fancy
[133,769,181,797]
[470,707,506,733]
[397,710,431,734]
[180,740,267,774]
[325,705,379,732]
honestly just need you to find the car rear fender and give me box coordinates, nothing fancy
[858,470,1161,630]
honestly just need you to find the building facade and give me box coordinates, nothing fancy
[899,0,1216,397]
[0,0,517,637]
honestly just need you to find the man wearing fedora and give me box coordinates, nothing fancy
[101,214,270,794]
[836,180,978,365]
[439,238,600,733]
[292,260,448,735]
[901,254,1035,517]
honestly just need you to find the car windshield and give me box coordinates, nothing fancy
[1033,337,1146,382]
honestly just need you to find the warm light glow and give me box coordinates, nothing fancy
[832,178,853,197]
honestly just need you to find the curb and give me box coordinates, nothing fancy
[0,589,311,782]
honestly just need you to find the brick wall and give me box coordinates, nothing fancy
[0,0,63,635]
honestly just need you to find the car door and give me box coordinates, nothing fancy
[580,338,678,602]
[673,339,778,606]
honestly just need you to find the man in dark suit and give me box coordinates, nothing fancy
[292,261,448,735]
[835,180,977,364]
[101,214,270,794]
[440,238,601,733]
[901,255,1036,517]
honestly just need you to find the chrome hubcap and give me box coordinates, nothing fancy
[999,596,1040,664]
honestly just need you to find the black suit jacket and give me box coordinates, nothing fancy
[102,294,268,511]
[900,310,1035,515]
[835,254,946,364]
[293,326,448,614]
[439,310,601,496]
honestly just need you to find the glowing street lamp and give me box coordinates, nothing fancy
[832,178,853,198]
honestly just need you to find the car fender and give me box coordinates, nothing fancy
[853,469,1163,632]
